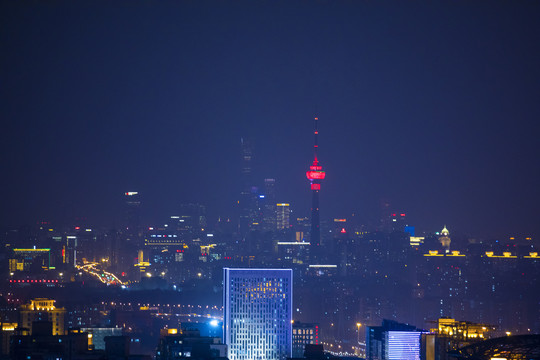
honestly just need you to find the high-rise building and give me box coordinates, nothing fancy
[306,118,325,252]
[276,203,290,230]
[239,138,256,236]
[262,179,277,231]
[124,191,141,233]
[223,268,293,360]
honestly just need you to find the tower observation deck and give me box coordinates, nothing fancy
[306,117,325,249]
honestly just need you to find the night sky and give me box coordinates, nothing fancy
[1,1,539,239]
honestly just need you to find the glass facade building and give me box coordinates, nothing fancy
[385,331,422,360]
[223,268,293,360]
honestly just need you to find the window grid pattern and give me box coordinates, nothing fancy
[224,268,292,360]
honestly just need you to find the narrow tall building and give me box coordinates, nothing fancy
[223,268,293,360]
[276,203,290,230]
[239,138,256,236]
[306,117,325,250]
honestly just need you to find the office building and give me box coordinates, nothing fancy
[223,268,293,360]
[277,203,290,230]
[385,331,422,360]
[366,320,419,360]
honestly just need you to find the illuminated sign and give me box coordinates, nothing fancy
[125,192,138,196]
[306,171,326,180]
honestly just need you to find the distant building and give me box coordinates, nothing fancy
[439,226,451,252]
[9,248,51,272]
[292,322,319,358]
[180,320,223,339]
[425,317,495,359]
[18,298,65,336]
[81,327,122,350]
[277,204,290,230]
[262,179,277,231]
[10,326,89,360]
[223,268,293,360]
[366,320,421,360]
[124,191,141,233]
[156,328,227,360]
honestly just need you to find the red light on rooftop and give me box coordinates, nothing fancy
[392,214,396,217]
[75,226,80,230]
[400,213,406,216]
[340,228,346,233]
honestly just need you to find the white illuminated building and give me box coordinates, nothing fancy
[223,268,293,360]
[385,331,422,360]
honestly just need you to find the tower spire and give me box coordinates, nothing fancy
[313,117,319,165]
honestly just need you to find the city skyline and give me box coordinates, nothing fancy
[2,3,540,239]
[2,2,540,360]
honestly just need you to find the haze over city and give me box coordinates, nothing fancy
[2,1,539,240]
[1,3,540,360]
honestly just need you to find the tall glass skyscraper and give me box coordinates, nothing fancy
[223,268,293,360]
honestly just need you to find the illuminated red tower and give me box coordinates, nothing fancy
[306,117,326,248]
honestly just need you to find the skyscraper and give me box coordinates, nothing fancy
[223,268,293,360]
[306,117,325,250]
[124,191,141,234]
[262,178,277,231]
[239,138,257,236]
[276,203,290,230]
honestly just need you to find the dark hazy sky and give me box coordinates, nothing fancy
[1,1,539,239]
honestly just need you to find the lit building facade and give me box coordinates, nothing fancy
[385,331,422,360]
[276,203,290,230]
[292,322,319,358]
[19,298,66,336]
[223,268,293,360]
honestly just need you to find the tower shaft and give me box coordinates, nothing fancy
[306,117,325,253]
[311,188,320,246]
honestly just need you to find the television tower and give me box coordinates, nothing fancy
[306,117,326,249]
